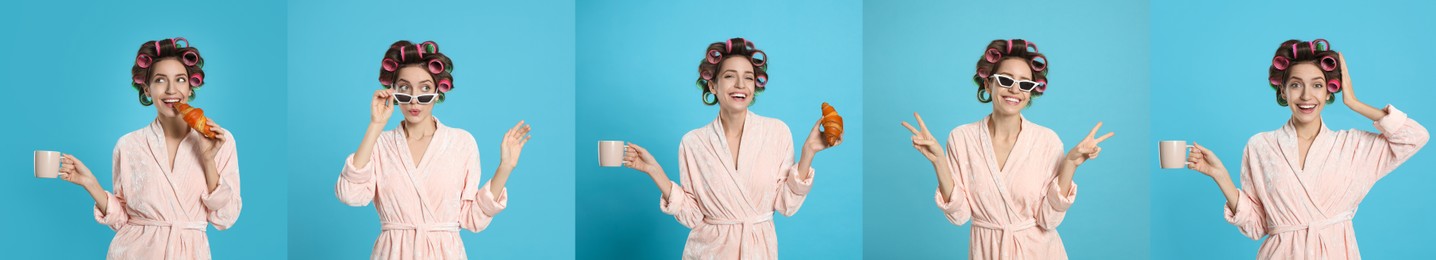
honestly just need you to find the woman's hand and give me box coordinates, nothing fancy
[1332,52,1387,121]
[1064,122,1115,167]
[1336,52,1357,104]
[802,119,842,156]
[904,112,956,199]
[195,120,227,191]
[623,143,674,198]
[499,120,532,172]
[1185,142,1228,179]
[61,154,113,213]
[370,89,394,125]
[1187,142,1243,211]
[197,120,227,161]
[795,118,843,177]
[902,112,944,164]
[59,154,99,189]
[486,120,531,198]
[622,143,663,176]
[354,89,394,169]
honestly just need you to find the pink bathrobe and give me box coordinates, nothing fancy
[337,118,507,260]
[95,120,242,260]
[660,111,814,259]
[1226,105,1428,259]
[934,115,1077,259]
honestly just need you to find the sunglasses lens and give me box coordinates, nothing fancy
[996,76,1014,87]
[1019,82,1037,91]
[416,95,437,104]
[393,94,412,103]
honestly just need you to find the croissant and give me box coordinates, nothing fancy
[173,103,217,138]
[820,102,844,146]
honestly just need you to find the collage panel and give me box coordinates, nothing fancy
[0,1,290,259]
[1150,0,1436,258]
[575,0,865,259]
[284,0,576,259]
[863,0,1151,258]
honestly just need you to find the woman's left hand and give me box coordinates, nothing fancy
[1064,122,1114,167]
[198,120,226,162]
[802,118,841,156]
[1336,52,1358,104]
[499,120,532,172]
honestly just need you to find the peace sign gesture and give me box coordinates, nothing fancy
[902,112,944,164]
[1064,122,1115,167]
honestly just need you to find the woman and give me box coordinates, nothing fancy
[58,37,241,259]
[622,37,840,259]
[901,39,1111,259]
[1186,39,1428,259]
[335,40,532,260]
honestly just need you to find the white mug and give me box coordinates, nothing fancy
[34,150,62,178]
[598,140,625,167]
[1158,140,1194,169]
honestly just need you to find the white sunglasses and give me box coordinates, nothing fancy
[393,93,439,104]
[990,74,1043,92]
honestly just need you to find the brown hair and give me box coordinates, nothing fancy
[695,37,769,105]
[378,40,455,103]
[1268,39,1341,106]
[130,37,206,106]
[972,39,1048,105]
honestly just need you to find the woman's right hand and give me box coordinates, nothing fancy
[370,89,394,125]
[622,143,662,176]
[59,154,99,189]
[902,112,945,164]
[1186,142,1228,179]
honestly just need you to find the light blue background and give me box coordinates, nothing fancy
[576,0,864,259]
[0,1,289,258]
[1151,0,1436,259]
[285,0,575,259]
[863,0,1152,258]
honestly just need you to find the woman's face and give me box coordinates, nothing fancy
[710,55,756,113]
[146,59,192,118]
[394,66,438,125]
[986,58,1033,116]
[1282,62,1330,124]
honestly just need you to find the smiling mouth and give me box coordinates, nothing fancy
[1296,104,1317,114]
[1000,96,1022,106]
[161,98,181,108]
[730,92,748,103]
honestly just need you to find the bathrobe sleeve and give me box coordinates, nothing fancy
[461,142,507,233]
[935,132,973,226]
[661,142,706,229]
[773,129,813,217]
[1225,142,1271,240]
[201,131,242,230]
[1037,139,1077,231]
[1367,106,1429,180]
[95,141,131,230]
[337,142,379,207]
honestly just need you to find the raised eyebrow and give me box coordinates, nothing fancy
[396,79,410,85]
[419,80,433,84]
